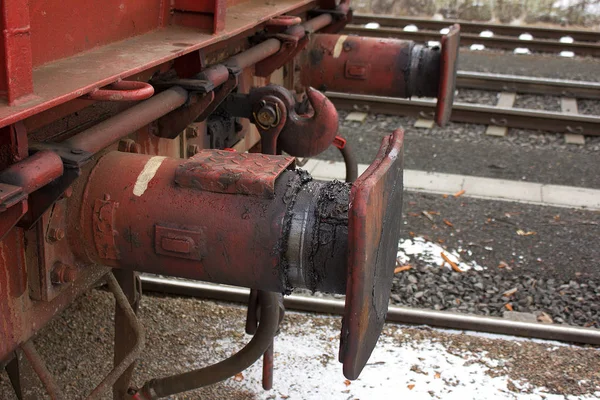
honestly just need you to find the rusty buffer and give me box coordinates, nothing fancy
[72,151,349,294]
[67,129,404,380]
[297,26,460,125]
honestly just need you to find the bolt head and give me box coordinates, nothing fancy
[257,105,278,127]
[51,262,76,285]
[48,228,65,242]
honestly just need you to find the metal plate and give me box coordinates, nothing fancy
[435,24,460,126]
[174,150,294,198]
[340,129,404,380]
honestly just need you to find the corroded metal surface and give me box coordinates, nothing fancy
[340,128,404,380]
[175,150,294,198]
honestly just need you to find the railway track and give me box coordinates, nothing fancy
[327,71,600,138]
[140,276,600,345]
[347,14,600,56]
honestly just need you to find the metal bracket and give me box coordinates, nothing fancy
[255,34,309,77]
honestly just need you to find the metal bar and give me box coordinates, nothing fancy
[0,150,64,194]
[87,272,145,400]
[344,25,600,57]
[456,71,600,100]
[326,92,600,136]
[64,87,189,154]
[140,290,281,399]
[140,276,600,345]
[20,341,65,400]
[352,13,600,42]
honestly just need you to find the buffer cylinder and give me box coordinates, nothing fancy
[298,33,442,98]
[72,150,349,294]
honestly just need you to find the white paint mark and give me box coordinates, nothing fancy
[332,35,348,58]
[133,156,166,197]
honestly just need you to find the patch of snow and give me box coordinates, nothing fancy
[364,22,379,29]
[403,24,418,32]
[560,36,574,43]
[514,47,532,54]
[228,321,595,399]
[479,30,494,37]
[470,44,485,51]
[440,27,450,34]
[560,50,575,57]
[397,236,484,271]
[519,33,534,41]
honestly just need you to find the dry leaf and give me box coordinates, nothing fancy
[497,261,509,269]
[503,287,518,297]
[440,252,462,272]
[409,231,415,237]
[453,189,466,197]
[428,211,440,215]
[407,384,415,390]
[394,265,412,274]
[344,379,351,387]
[422,211,435,222]
[443,219,454,227]
[434,372,441,379]
[442,194,449,199]
[234,372,244,382]
[505,303,513,311]
[516,229,536,236]
[437,238,445,244]
[537,312,553,324]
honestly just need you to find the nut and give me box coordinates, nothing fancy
[51,262,77,285]
[48,228,65,242]
[256,104,279,128]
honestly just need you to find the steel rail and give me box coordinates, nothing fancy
[352,13,600,42]
[140,276,600,346]
[326,92,600,136]
[456,71,600,100]
[344,25,600,57]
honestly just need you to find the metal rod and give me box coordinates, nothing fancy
[340,143,358,183]
[0,150,63,194]
[87,272,145,400]
[140,276,600,345]
[326,91,600,136]
[64,87,189,154]
[352,13,600,43]
[456,71,600,100]
[344,25,600,57]
[20,341,65,400]
[140,290,280,399]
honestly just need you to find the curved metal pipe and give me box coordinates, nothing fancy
[138,291,280,399]
[340,142,358,183]
[140,276,600,346]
